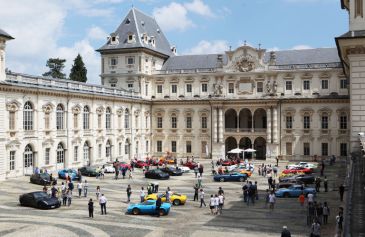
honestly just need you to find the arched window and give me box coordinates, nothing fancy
[106,107,111,129]
[83,106,90,129]
[56,104,64,130]
[106,140,111,159]
[83,142,90,163]
[24,144,33,168]
[23,101,33,130]
[124,109,130,129]
[57,143,65,163]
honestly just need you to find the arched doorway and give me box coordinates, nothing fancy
[24,144,34,175]
[254,137,266,160]
[225,137,237,156]
[239,137,252,159]
[83,141,90,166]
[239,108,252,132]
[253,108,267,131]
[56,143,65,168]
[225,109,237,131]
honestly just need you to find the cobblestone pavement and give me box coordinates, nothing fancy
[350,155,365,236]
[0,159,346,237]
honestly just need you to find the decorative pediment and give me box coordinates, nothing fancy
[317,135,333,141]
[6,100,21,112]
[336,135,350,142]
[319,72,331,79]
[6,140,21,149]
[134,109,140,117]
[144,110,150,117]
[282,135,295,142]
[200,77,209,82]
[198,109,210,116]
[72,105,82,114]
[71,137,82,145]
[224,45,265,73]
[336,107,349,116]
[301,72,313,80]
[318,107,333,117]
[42,102,54,114]
[168,109,180,116]
[283,73,294,80]
[184,109,194,116]
[299,135,314,141]
[154,108,165,117]
[300,108,314,116]
[117,135,125,141]
[96,106,105,115]
[155,77,165,84]
[184,77,194,83]
[170,77,179,83]
[96,136,105,143]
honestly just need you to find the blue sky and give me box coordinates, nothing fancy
[0,0,348,84]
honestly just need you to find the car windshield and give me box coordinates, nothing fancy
[39,173,49,179]
[154,169,163,173]
[33,192,49,199]
[142,201,154,205]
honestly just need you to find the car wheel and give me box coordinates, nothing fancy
[283,192,290,198]
[173,199,181,206]
[220,178,225,182]
[239,177,244,182]
[159,209,166,216]
[132,208,140,215]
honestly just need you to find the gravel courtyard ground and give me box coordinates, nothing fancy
[0,159,346,237]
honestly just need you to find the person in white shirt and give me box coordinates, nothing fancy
[214,194,220,215]
[140,187,145,203]
[77,181,83,198]
[307,193,314,205]
[99,194,107,215]
[200,189,206,208]
[218,194,224,214]
[269,191,276,211]
[209,195,215,214]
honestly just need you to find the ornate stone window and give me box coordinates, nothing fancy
[96,106,104,129]
[6,100,20,130]
[9,151,15,170]
[318,108,332,130]
[106,140,111,160]
[283,108,295,130]
[56,104,65,130]
[24,144,33,168]
[117,108,124,129]
[83,141,90,163]
[23,101,34,131]
[355,0,363,17]
[83,106,90,130]
[72,105,81,129]
[56,143,65,164]
[105,107,111,129]
[300,108,314,130]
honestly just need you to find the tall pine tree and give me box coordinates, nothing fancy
[69,54,87,82]
[43,58,66,79]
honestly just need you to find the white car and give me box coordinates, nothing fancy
[178,166,190,173]
[288,162,317,169]
[103,164,115,173]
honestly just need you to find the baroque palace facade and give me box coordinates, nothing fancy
[0,0,365,180]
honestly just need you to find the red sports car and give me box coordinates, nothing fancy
[282,167,312,174]
[221,160,238,166]
[135,160,149,168]
[183,162,198,169]
[120,162,131,170]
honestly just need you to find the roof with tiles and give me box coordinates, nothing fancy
[0,28,14,40]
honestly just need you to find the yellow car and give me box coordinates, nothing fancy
[239,169,252,177]
[144,193,187,205]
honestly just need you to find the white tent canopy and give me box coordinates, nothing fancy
[227,148,244,154]
[244,148,256,153]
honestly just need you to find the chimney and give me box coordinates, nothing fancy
[171,46,177,55]
[269,51,276,66]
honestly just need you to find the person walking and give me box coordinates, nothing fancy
[264,189,270,208]
[88,198,94,218]
[193,184,199,201]
[77,181,83,198]
[68,180,74,195]
[218,187,224,196]
[126,184,132,203]
[322,202,330,225]
[99,194,107,215]
[307,192,315,206]
[323,177,328,192]
[218,193,224,215]
[209,195,215,214]
[299,193,305,207]
[268,191,276,211]
[67,189,72,206]
[315,177,321,192]
[320,160,325,176]
[128,169,133,179]
[268,176,273,190]
[316,202,323,224]
[96,186,101,200]
[156,196,162,217]
[310,219,321,237]
[281,226,291,237]
[84,180,88,197]
[140,187,145,203]
[199,189,206,208]
[339,184,345,201]
[214,194,219,215]
[242,181,249,203]
[194,166,198,178]
[197,174,202,188]
[335,211,343,236]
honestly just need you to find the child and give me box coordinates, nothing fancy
[88,198,94,218]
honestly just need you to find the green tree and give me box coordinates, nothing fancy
[69,54,87,82]
[43,58,66,79]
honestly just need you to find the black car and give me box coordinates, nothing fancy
[280,174,315,184]
[277,180,304,189]
[145,169,170,180]
[160,167,183,176]
[19,191,61,209]
[79,167,99,177]
[30,173,57,185]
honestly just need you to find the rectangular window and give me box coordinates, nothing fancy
[73,146,78,162]
[286,116,293,129]
[171,141,177,153]
[303,80,310,90]
[110,57,118,66]
[124,113,129,129]
[228,83,234,94]
[186,117,192,129]
[201,116,207,129]
[98,114,102,129]
[157,85,163,93]
[321,80,329,89]
[171,117,177,128]
[186,84,192,93]
[340,79,347,89]
[157,141,162,152]
[73,114,78,129]
[321,143,328,156]
[127,57,135,65]
[201,83,208,92]
[285,81,293,91]
[303,116,310,129]
[186,141,192,153]
[9,111,15,130]
[128,83,133,88]
[98,144,102,158]
[286,143,292,155]
[44,113,50,130]
[157,117,163,128]
[110,83,116,87]
[171,84,177,93]
[9,151,15,171]
[340,143,347,156]
[321,116,328,129]
[303,143,310,156]
[340,115,347,129]
[257,82,263,93]
[125,143,130,155]
[201,141,207,154]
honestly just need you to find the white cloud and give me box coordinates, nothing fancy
[87,26,108,41]
[267,47,280,52]
[291,45,313,50]
[153,2,194,31]
[185,40,229,55]
[184,0,214,17]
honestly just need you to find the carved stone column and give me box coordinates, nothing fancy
[213,108,217,143]
[273,107,278,143]
[266,107,272,144]
[218,108,224,143]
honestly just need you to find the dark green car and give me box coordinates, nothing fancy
[79,167,99,177]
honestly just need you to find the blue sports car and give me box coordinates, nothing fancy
[275,185,316,198]
[213,172,247,182]
[127,200,171,216]
[58,169,79,180]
